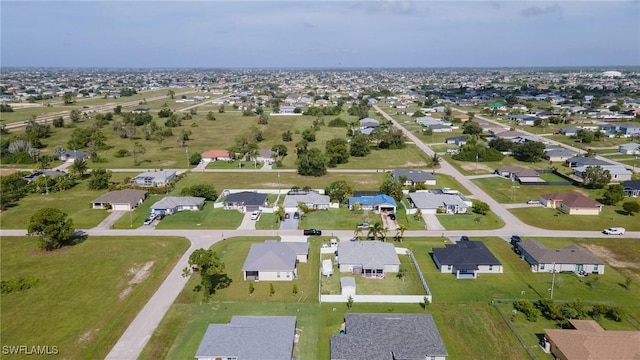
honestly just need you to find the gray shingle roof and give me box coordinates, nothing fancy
[520,240,604,265]
[432,241,501,269]
[337,241,400,269]
[195,316,296,360]
[92,189,148,205]
[408,191,469,210]
[391,169,436,183]
[283,192,330,208]
[242,240,306,272]
[150,196,205,210]
[331,314,448,360]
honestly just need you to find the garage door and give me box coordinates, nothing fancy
[112,204,130,211]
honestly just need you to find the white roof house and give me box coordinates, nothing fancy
[408,190,472,214]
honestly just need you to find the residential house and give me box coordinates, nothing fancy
[223,191,268,212]
[150,196,205,215]
[91,189,148,211]
[565,156,611,168]
[488,102,506,111]
[429,123,454,132]
[445,136,467,146]
[544,320,640,360]
[432,241,503,279]
[59,150,89,162]
[517,240,605,274]
[359,117,380,129]
[573,165,632,182]
[540,192,603,215]
[622,180,640,197]
[242,240,309,281]
[201,149,233,162]
[619,143,640,155]
[331,314,448,360]
[509,115,537,126]
[495,166,543,183]
[195,316,297,360]
[253,148,275,164]
[408,190,472,214]
[23,170,66,182]
[415,116,443,127]
[130,170,176,187]
[347,194,396,213]
[620,125,640,137]
[559,127,580,136]
[545,148,576,162]
[336,241,400,278]
[283,191,331,213]
[390,169,436,186]
[493,130,528,140]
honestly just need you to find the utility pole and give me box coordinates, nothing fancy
[550,262,556,300]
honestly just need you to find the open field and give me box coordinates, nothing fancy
[510,206,640,231]
[436,211,505,230]
[0,236,189,359]
[155,204,244,229]
[546,134,634,149]
[445,153,554,176]
[472,176,579,204]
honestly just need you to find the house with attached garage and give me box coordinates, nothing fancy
[573,165,632,182]
[540,192,603,215]
[91,189,148,211]
[432,240,503,279]
[336,241,400,278]
[622,180,640,197]
[150,196,205,215]
[390,169,436,186]
[331,314,448,360]
[347,194,396,213]
[565,155,611,168]
[200,149,233,162]
[223,191,268,212]
[130,170,176,187]
[283,191,331,212]
[619,143,640,155]
[445,135,467,146]
[408,190,472,214]
[58,150,89,162]
[544,147,576,162]
[495,166,542,183]
[516,240,605,274]
[195,316,297,360]
[242,240,308,281]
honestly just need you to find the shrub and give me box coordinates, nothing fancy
[513,299,539,321]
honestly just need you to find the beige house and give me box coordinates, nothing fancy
[540,192,603,215]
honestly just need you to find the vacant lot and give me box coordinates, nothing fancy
[472,176,584,204]
[437,211,505,230]
[510,206,640,231]
[0,236,188,359]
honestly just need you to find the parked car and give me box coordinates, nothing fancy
[510,235,522,246]
[250,211,260,220]
[293,212,300,219]
[526,199,541,204]
[388,213,396,220]
[603,227,625,235]
[460,236,470,241]
[356,222,371,229]
[303,229,322,236]
[143,214,157,225]
[285,213,290,219]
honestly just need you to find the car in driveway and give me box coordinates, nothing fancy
[526,199,541,204]
[143,214,157,225]
[356,222,371,229]
[303,229,322,236]
[250,211,261,220]
[460,236,470,241]
[603,227,625,235]
[293,212,300,219]
[388,213,396,220]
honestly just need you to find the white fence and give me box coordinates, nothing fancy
[321,294,431,303]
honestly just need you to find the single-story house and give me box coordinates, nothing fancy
[242,240,309,281]
[565,156,611,168]
[150,196,205,215]
[336,241,400,278]
[347,194,396,213]
[91,189,148,211]
[540,192,603,215]
[545,148,576,162]
[429,123,453,132]
[408,190,472,214]
[130,170,176,187]
[390,169,436,186]
[132,108,149,114]
[622,180,640,197]
[517,240,605,274]
[619,143,640,155]
[254,148,275,163]
[23,170,67,182]
[331,314,448,360]
[59,150,89,162]
[223,191,268,212]
[495,166,542,183]
[359,117,380,128]
[559,127,581,136]
[432,241,503,279]
[445,136,467,146]
[201,149,233,162]
[573,165,632,182]
[543,320,640,360]
[509,115,537,126]
[493,130,528,140]
[283,192,331,212]
[340,276,355,296]
[195,316,297,360]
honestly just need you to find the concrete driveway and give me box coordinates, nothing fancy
[279,213,299,230]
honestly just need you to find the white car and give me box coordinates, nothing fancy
[603,227,625,235]
[250,211,260,220]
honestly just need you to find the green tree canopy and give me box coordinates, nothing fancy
[88,168,112,190]
[28,208,75,251]
[185,248,227,298]
[325,138,350,167]
[622,201,640,216]
[380,176,404,203]
[512,141,546,162]
[582,166,611,189]
[325,180,353,204]
[181,184,217,201]
[602,184,625,205]
[296,148,327,176]
[350,134,371,157]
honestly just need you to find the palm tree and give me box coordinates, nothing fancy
[69,158,88,177]
[395,224,407,243]
[274,204,285,224]
[431,153,441,174]
[380,226,389,242]
[367,221,384,241]
[353,226,363,240]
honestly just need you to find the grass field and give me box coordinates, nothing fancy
[0,236,189,360]
[510,206,640,231]
[472,176,582,204]
[546,134,633,149]
[436,211,505,230]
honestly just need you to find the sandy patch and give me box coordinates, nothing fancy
[260,182,282,188]
[459,162,493,172]
[119,261,154,300]
[78,328,100,344]
[401,161,428,167]
[0,169,17,177]
[582,244,639,269]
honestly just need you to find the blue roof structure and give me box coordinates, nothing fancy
[348,194,396,207]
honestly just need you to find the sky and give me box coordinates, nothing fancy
[1,0,639,68]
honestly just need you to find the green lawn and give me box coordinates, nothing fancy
[445,154,553,176]
[546,134,633,150]
[436,211,505,230]
[510,206,640,231]
[0,236,189,360]
[156,204,244,229]
[472,176,581,204]
[206,160,263,169]
[0,181,109,229]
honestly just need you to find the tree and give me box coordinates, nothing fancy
[269,283,275,296]
[69,109,81,123]
[132,142,146,166]
[325,180,353,204]
[471,199,490,215]
[350,134,371,157]
[576,129,595,144]
[622,201,640,216]
[462,121,483,135]
[167,89,175,99]
[394,224,407,243]
[271,144,288,159]
[430,153,440,174]
[38,154,53,171]
[258,113,269,125]
[68,158,88,176]
[396,267,407,282]
[301,128,316,142]
[296,148,327,176]
[347,295,354,309]
[206,111,216,121]
[88,168,112,190]
[189,152,202,166]
[582,165,611,189]
[28,208,75,251]
[367,221,385,241]
[380,177,404,203]
[602,184,625,205]
[182,184,217,201]
[282,130,293,142]
[488,137,514,152]
[185,248,226,298]
[63,92,75,105]
[512,141,546,162]
[325,138,350,167]
[52,116,64,128]
[0,173,29,209]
